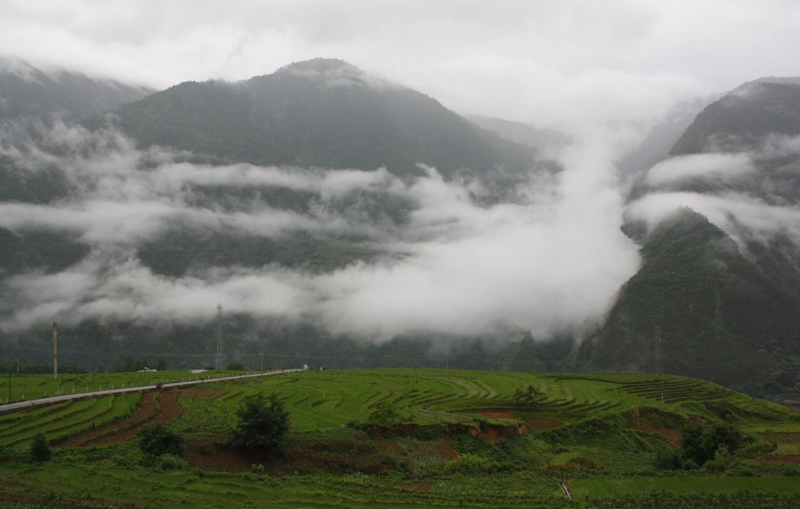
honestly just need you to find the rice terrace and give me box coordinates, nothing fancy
[1,368,800,508]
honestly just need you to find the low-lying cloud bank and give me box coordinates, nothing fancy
[627,134,800,250]
[0,124,641,339]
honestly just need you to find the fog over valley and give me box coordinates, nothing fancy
[1,1,800,395]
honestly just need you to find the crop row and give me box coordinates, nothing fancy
[0,393,140,447]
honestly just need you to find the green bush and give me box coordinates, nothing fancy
[158,453,188,471]
[137,423,185,457]
[442,453,507,475]
[653,444,683,471]
[230,393,289,454]
[29,432,52,463]
[368,400,400,426]
[511,384,545,407]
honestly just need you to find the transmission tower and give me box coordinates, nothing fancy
[653,326,663,376]
[215,303,225,370]
[654,325,665,402]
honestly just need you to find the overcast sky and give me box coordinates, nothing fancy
[1,0,799,131]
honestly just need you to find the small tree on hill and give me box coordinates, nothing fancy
[512,384,545,407]
[29,432,51,463]
[368,400,400,426]
[231,393,289,454]
[137,423,185,457]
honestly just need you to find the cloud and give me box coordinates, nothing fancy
[626,191,800,248]
[645,153,755,186]
[0,124,641,339]
[4,0,800,133]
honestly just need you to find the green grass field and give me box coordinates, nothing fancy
[0,369,252,404]
[1,368,799,509]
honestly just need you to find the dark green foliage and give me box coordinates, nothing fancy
[137,423,185,457]
[511,384,545,407]
[368,400,400,426]
[653,443,683,470]
[680,421,744,467]
[29,433,51,463]
[138,229,379,277]
[114,357,159,373]
[231,393,289,453]
[591,491,800,509]
[442,453,509,475]
[0,227,89,275]
[227,362,246,371]
[1,362,86,375]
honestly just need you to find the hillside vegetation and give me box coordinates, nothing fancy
[1,369,799,508]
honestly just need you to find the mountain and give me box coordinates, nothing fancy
[466,115,570,156]
[670,80,800,156]
[0,58,153,126]
[579,79,800,397]
[76,59,556,279]
[87,59,542,184]
[576,209,800,394]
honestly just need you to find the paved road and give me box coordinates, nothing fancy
[0,369,301,413]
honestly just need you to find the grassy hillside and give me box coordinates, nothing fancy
[1,368,799,508]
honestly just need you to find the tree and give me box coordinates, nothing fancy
[29,432,51,463]
[680,421,745,467]
[511,384,545,407]
[137,423,185,457]
[368,400,400,426]
[231,393,289,454]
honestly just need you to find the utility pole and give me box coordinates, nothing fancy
[53,322,58,380]
[215,303,225,371]
[259,352,264,373]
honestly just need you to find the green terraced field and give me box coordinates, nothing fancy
[0,392,140,447]
[0,369,252,404]
[2,369,799,509]
[175,369,793,433]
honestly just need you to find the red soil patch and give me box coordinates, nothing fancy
[636,419,680,445]
[483,427,500,442]
[687,414,710,423]
[524,419,563,432]
[186,441,261,472]
[479,411,519,420]
[56,389,182,448]
[433,438,460,460]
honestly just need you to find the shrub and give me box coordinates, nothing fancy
[230,393,289,454]
[29,433,52,463]
[137,423,185,457]
[681,421,744,467]
[158,453,188,471]
[368,400,400,426]
[512,384,545,407]
[653,444,682,471]
[443,453,507,475]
